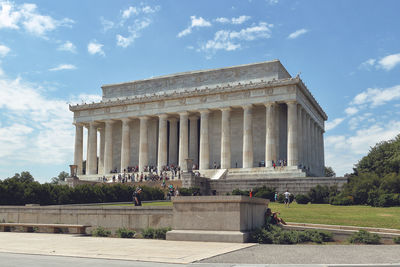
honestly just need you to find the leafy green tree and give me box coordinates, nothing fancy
[51,171,69,184]
[354,134,400,177]
[324,166,336,177]
[7,171,34,183]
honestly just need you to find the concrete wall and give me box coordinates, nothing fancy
[0,205,172,233]
[210,177,348,195]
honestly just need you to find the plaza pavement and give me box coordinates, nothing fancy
[0,232,399,266]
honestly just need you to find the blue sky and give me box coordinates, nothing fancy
[0,0,399,182]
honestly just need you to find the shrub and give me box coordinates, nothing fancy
[377,193,400,207]
[393,237,400,244]
[116,228,135,238]
[295,194,310,204]
[253,186,275,200]
[91,226,111,237]
[154,227,171,239]
[330,195,354,205]
[141,227,171,239]
[348,230,381,244]
[179,187,200,196]
[232,188,249,196]
[277,194,285,203]
[142,227,155,239]
[307,185,330,204]
[251,226,333,244]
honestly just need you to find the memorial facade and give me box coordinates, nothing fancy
[69,60,327,179]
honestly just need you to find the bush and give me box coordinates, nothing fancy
[141,227,171,239]
[295,194,310,204]
[179,187,200,196]
[277,194,285,203]
[330,195,354,205]
[91,226,111,237]
[307,185,330,204]
[251,226,333,244]
[393,237,400,244]
[253,186,275,200]
[377,193,400,207]
[348,230,381,244]
[232,188,249,196]
[116,228,135,238]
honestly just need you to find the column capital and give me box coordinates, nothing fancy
[104,119,116,124]
[89,121,100,127]
[168,117,178,123]
[199,109,210,114]
[158,114,168,120]
[242,104,253,110]
[73,122,84,127]
[189,115,199,121]
[139,116,150,122]
[121,118,131,123]
[286,100,298,106]
[264,102,277,108]
[178,111,189,118]
[220,107,231,112]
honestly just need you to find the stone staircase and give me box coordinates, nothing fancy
[224,166,306,180]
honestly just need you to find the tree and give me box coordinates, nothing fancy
[51,171,69,184]
[8,171,34,183]
[353,134,400,177]
[324,166,336,177]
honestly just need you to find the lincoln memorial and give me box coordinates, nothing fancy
[69,60,327,181]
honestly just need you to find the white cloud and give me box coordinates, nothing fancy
[201,22,273,53]
[378,53,400,71]
[122,6,138,19]
[115,17,150,48]
[177,16,211,38]
[325,121,400,176]
[352,85,400,107]
[0,44,10,57]
[215,15,251,25]
[57,41,76,53]
[0,2,20,29]
[88,41,105,56]
[69,93,102,105]
[49,64,77,71]
[142,5,160,14]
[359,58,376,70]
[288,28,308,39]
[267,0,279,5]
[325,118,344,131]
[0,2,74,37]
[345,107,358,116]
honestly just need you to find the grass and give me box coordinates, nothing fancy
[269,202,400,230]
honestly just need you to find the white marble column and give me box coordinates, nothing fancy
[287,101,298,167]
[265,103,277,167]
[98,127,105,175]
[120,118,131,172]
[321,128,325,176]
[87,122,98,175]
[297,106,303,167]
[317,126,322,176]
[199,110,210,170]
[310,120,316,174]
[178,112,189,171]
[189,115,199,165]
[302,110,307,170]
[73,123,83,175]
[104,120,114,175]
[157,114,168,172]
[139,116,149,172]
[221,107,231,169]
[242,105,253,168]
[168,118,178,166]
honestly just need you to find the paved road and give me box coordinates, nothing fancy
[199,244,400,265]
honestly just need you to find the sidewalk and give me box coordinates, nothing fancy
[0,232,253,264]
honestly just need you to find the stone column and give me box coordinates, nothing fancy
[321,128,325,176]
[242,105,253,168]
[306,114,312,172]
[317,126,322,176]
[189,115,199,165]
[98,127,105,175]
[157,114,168,172]
[139,116,149,172]
[221,107,231,169]
[120,118,131,172]
[297,106,303,167]
[73,123,83,175]
[104,120,114,175]
[287,101,298,167]
[168,118,178,165]
[85,125,90,174]
[87,122,98,175]
[302,110,308,170]
[179,112,189,170]
[265,103,277,167]
[199,110,210,170]
[310,120,315,174]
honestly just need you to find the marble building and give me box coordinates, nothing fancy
[69,60,327,179]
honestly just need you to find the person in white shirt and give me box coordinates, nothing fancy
[283,189,291,207]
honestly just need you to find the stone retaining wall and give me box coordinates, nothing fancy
[0,205,173,233]
[210,177,348,195]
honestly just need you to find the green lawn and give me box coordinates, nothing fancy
[269,202,400,230]
[99,201,400,230]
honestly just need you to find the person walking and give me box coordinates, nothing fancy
[283,189,291,208]
[133,187,142,206]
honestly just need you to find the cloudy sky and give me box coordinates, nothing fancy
[0,0,399,182]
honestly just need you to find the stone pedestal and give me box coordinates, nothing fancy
[166,196,268,243]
